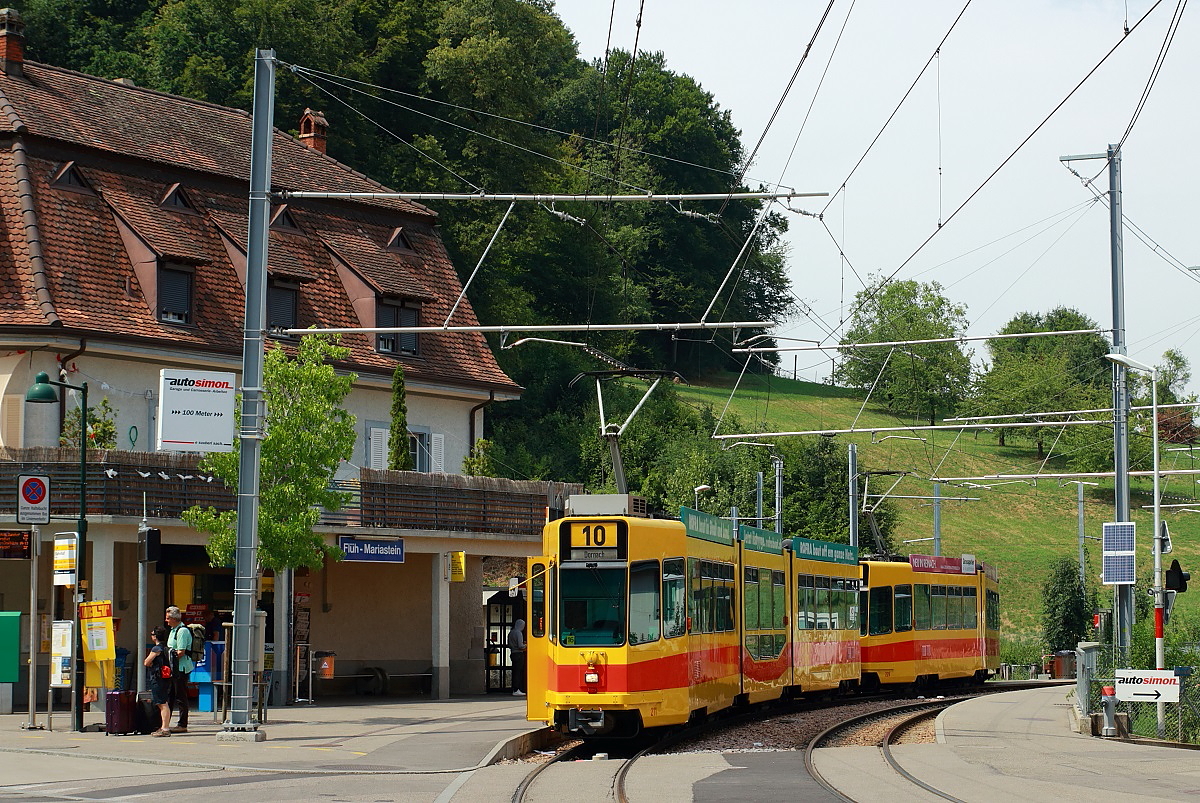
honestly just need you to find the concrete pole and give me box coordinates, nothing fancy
[1077,482,1086,592]
[933,481,942,557]
[772,456,783,534]
[848,443,859,550]
[432,554,450,699]
[756,471,764,528]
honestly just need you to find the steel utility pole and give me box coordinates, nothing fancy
[1060,144,1131,659]
[219,47,274,743]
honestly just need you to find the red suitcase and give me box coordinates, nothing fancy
[105,690,138,735]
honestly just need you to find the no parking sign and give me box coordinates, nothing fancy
[17,474,50,524]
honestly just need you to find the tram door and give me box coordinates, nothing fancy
[485,589,524,692]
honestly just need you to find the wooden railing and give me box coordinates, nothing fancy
[0,448,579,535]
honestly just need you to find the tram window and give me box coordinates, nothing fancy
[831,579,847,630]
[531,563,546,638]
[558,566,626,647]
[914,584,932,631]
[744,567,760,630]
[848,581,860,630]
[859,589,869,636]
[931,585,947,629]
[816,576,831,630]
[716,568,735,633]
[894,584,913,632]
[688,558,701,633]
[772,571,785,629]
[663,559,687,638]
[868,586,893,636]
[986,589,1000,630]
[963,587,978,628]
[797,575,814,631]
[629,561,661,645]
[950,586,964,629]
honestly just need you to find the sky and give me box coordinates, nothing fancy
[552,1,1200,388]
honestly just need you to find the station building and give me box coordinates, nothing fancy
[0,10,566,708]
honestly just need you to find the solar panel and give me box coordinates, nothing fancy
[1103,522,1136,553]
[1102,522,1136,585]
[1102,554,1136,585]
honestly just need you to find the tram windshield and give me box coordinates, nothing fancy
[559,566,626,646]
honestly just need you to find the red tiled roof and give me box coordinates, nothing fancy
[0,60,519,394]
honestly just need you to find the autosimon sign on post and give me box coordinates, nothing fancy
[1113,669,1181,703]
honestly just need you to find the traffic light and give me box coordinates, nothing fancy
[139,527,161,563]
[1165,559,1190,593]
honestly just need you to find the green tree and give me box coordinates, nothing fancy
[183,335,357,570]
[388,363,413,471]
[61,396,118,449]
[970,353,1103,456]
[834,277,972,423]
[987,307,1111,389]
[1040,555,1090,652]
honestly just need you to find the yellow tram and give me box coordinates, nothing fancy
[859,555,1000,688]
[524,495,862,737]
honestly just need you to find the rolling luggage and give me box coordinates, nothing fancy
[105,690,137,735]
[135,698,158,734]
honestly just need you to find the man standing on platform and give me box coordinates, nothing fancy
[165,606,194,733]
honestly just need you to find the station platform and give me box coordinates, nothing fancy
[813,685,1200,802]
[1,686,1195,802]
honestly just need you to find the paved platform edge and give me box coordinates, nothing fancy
[0,726,562,776]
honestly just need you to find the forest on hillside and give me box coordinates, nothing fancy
[18,0,799,485]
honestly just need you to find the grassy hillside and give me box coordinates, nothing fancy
[676,372,1200,644]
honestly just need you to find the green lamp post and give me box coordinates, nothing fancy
[26,371,88,732]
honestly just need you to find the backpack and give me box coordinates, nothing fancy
[185,623,206,664]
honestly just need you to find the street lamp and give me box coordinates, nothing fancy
[1106,353,1162,671]
[25,371,89,732]
[693,484,712,510]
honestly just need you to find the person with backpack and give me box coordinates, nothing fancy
[165,606,194,733]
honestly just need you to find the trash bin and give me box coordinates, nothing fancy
[315,651,336,679]
[486,646,500,667]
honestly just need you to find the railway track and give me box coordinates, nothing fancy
[805,699,968,801]
[513,682,1059,802]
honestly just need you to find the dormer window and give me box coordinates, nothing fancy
[160,183,196,212]
[267,277,299,335]
[386,227,415,252]
[377,299,419,355]
[51,161,92,193]
[270,204,301,231]
[158,262,193,324]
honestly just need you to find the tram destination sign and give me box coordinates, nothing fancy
[1114,669,1181,703]
[0,530,31,560]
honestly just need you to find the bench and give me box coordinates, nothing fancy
[317,666,433,696]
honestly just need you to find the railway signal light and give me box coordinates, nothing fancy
[1165,559,1190,593]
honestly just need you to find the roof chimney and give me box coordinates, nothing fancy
[0,8,25,78]
[299,108,328,154]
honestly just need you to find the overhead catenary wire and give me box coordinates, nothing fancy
[820,0,1166,348]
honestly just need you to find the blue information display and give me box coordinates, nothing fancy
[338,536,405,563]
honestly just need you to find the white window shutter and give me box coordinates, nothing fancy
[368,426,389,470]
[2,395,22,447]
[431,433,445,474]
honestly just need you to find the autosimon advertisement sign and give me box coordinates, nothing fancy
[156,369,236,453]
